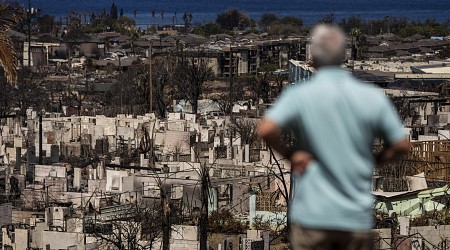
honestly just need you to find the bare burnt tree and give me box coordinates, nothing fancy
[374,158,412,192]
[13,68,50,118]
[257,127,300,244]
[230,117,259,146]
[0,73,20,141]
[198,161,210,250]
[44,80,65,112]
[0,76,16,117]
[89,200,162,250]
[213,77,252,115]
[107,61,149,116]
[273,71,288,96]
[260,149,291,245]
[246,74,270,104]
[174,50,214,114]
[373,145,418,192]
[252,64,279,103]
[70,80,95,116]
[152,58,175,118]
[181,153,212,250]
[391,96,413,123]
[107,59,175,117]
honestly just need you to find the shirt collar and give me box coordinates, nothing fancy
[316,66,349,76]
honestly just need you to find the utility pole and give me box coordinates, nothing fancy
[199,164,209,250]
[38,113,43,164]
[229,44,233,114]
[351,34,355,72]
[161,185,170,250]
[44,181,49,208]
[27,0,31,67]
[149,41,153,113]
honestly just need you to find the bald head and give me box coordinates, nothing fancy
[310,24,346,68]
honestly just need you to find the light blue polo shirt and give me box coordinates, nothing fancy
[266,67,405,231]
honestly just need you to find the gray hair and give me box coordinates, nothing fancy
[310,24,346,67]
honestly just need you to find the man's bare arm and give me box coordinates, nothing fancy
[258,119,313,174]
[376,139,410,164]
[258,119,292,159]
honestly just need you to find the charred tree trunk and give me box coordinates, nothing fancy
[199,172,209,250]
[161,186,171,250]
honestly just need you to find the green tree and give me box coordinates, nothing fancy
[86,17,118,33]
[279,16,303,27]
[115,16,136,35]
[216,8,252,30]
[339,15,364,33]
[350,28,365,60]
[259,12,278,28]
[182,11,193,30]
[63,28,90,42]
[192,23,225,37]
[110,2,118,20]
[260,15,303,36]
[399,19,449,37]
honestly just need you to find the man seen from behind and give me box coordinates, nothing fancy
[258,24,410,250]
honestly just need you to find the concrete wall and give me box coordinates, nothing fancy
[12,210,43,225]
[15,229,29,250]
[29,223,47,249]
[410,225,450,248]
[0,204,12,227]
[67,218,84,233]
[34,165,66,183]
[106,170,129,192]
[171,225,199,250]
[163,131,191,154]
[373,228,391,250]
[2,228,14,249]
[40,231,85,250]
[374,226,450,249]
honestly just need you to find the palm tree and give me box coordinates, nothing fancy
[182,11,192,30]
[350,28,364,61]
[0,3,22,84]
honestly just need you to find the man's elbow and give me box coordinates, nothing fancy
[257,119,279,140]
[391,139,411,156]
[377,139,411,164]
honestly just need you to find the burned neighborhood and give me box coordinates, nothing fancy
[0,1,450,249]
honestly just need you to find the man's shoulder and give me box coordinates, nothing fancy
[291,78,320,91]
[348,76,385,97]
[284,82,309,95]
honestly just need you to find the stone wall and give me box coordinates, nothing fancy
[374,226,450,249]
[410,225,450,248]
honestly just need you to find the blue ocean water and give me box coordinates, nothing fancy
[17,0,450,26]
